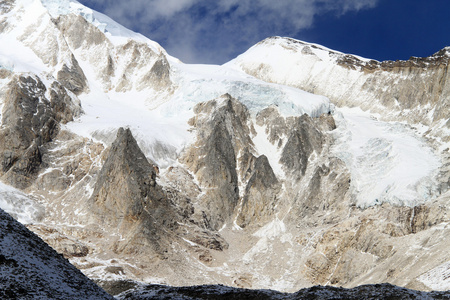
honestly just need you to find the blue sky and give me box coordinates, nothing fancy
[78,0,450,64]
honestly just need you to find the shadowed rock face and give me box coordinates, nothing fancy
[89,127,180,255]
[116,283,450,300]
[0,75,81,188]
[237,155,281,228]
[280,114,324,180]
[1,76,54,149]
[57,54,88,95]
[49,80,83,124]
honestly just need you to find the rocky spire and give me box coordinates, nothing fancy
[89,128,178,255]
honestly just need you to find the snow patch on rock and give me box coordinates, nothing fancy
[0,182,44,224]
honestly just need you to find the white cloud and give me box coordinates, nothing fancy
[150,0,198,18]
[79,0,379,63]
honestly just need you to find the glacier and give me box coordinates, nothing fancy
[332,107,441,208]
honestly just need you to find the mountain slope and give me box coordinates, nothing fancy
[0,207,112,299]
[229,36,449,207]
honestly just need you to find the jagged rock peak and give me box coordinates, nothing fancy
[0,74,81,188]
[89,127,162,224]
[89,127,178,255]
[183,94,256,230]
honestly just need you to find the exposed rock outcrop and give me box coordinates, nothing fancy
[55,14,172,94]
[57,54,89,95]
[55,14,115,90]
[28,224,89,258]
[89,128,178,256]
[0,75,80,188]
[255,105,290,147]
[139,54,172,91]
[280,114,324,180]
[182,94,255,230]
[237,155,281,228]
[298,158,350,219]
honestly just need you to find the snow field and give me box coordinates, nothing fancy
[418,261,450,290]
[0,182,44,224]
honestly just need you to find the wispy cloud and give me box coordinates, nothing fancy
[79,0,379,63]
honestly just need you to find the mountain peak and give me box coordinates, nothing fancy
[36,0,166,54]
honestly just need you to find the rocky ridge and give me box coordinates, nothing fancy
[0,74,82,189]
[0,207,112,299]
[117,283,450,300]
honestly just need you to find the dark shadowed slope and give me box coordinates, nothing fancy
[0,208,113,299]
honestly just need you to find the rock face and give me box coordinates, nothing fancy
[182,94,255,230]
[89,128,178,255]
[0,75,81,188]
[0,208,112,299]
[55,13,173,94]
[236,155,281,228]
[19,91,442,294]
[57,54,89,95]
[280,114,324,180]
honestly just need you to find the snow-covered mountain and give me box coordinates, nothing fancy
[0,0,449,297]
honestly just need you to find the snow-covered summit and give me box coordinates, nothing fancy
[225,36,371,81]
[40,0,167,54]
